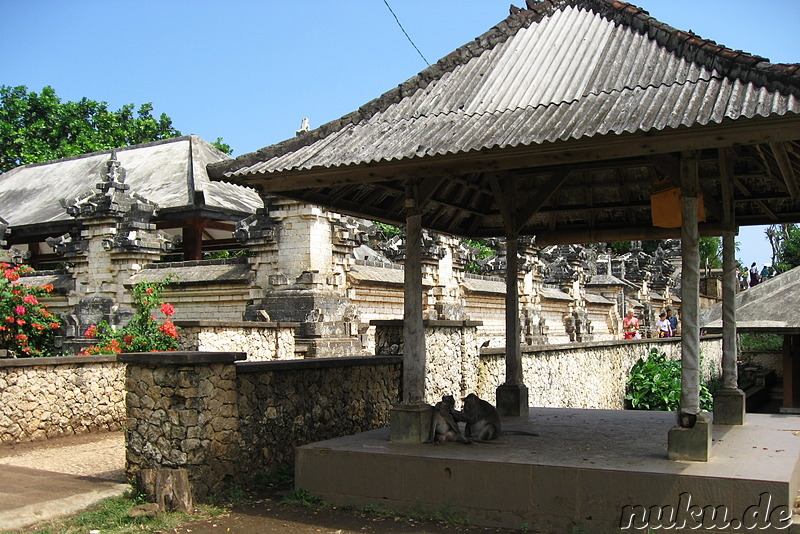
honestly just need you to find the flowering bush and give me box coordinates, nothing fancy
[0,263,62,357]
[79,278,179,354]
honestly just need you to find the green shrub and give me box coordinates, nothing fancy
[625,349,714,411]
[79,278,179,354]
[739,333,783,352]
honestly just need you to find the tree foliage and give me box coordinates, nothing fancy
[0,85,230,173]
[698,236,722,269]
[766,224,800,273]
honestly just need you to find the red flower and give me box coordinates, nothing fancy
[160,303,175,317]
[4,269,20,282]
[145,288,154,294]
[158,320,179,338]
[15,334,27,342]
[32,323,44,331]
[14,305,26,315]
[16,319,26,326]
[50,322,60,329]
[23,294,39,305]
[124,334,134,346]
[5,316,14,323]
[84,325,98,338]
[43,284,54,293]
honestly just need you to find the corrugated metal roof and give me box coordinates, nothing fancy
[0,136,263,229]
[219,3,799,180]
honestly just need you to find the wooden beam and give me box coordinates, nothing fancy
[515,170,570,234]
[734,179,778,220]
[488,175,517,237]
[532,222,726,246]
[769,141,800,198]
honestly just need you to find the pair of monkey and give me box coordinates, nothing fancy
[428,393,535,444]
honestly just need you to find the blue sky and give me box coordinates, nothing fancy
[2,0,798,267]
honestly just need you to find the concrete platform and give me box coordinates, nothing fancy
[296,408,800,533]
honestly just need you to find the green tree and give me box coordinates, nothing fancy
[698,236,722,269]
[0,85,231,173]
[767,224,800,273]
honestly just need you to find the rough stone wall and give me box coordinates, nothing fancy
[124,356,241,499]
[741,350,784,377]
[374,321,480,404]
[176,322,297,361]
[237,357,400,473]
[477,337,723,408]
[0,356,124,445]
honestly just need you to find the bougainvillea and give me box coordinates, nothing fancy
[0,263,62,357]
[79,278,179,354]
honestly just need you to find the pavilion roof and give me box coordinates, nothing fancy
[209,0,800,243]
[0,136,263,242]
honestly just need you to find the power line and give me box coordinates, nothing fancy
[381,0,431,67]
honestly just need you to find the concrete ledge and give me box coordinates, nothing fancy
[481,334,723,356]
[370,319,483,327]
[236,355,402,373]
[174,320,300,328]
[118,351,245,365]
[0,354,119,368]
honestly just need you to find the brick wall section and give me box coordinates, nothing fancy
[0,355,124,445]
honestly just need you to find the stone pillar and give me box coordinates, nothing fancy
[122,351,245,499]
[48,152,174,350]
[497,236,529,416]
[238,199,362,357]
[669,152,709,461]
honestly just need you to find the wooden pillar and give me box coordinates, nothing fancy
[505,236,522,384]
[183,218,206,261]
[679,152,701,424]
[783,334,800,410]
[668,152,711,461]
[715,148,745,424]
[402,191,425,404]
[390,181,431,443]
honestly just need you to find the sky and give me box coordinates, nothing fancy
[2,0,798,267]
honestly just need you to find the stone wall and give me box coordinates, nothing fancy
[123,352,244,498]
[122,352,400,498]
[176,321,298,361]
[477,336,723,409]
[373,320,480,405]
[0,355,124,445]
[237,356,400,472]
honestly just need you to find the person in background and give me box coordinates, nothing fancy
[656,312,672,338]
[749,262,760,287]
[623,309,639,340]
[760,264,771,280]
[666,308,679,336]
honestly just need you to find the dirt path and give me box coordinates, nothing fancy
[0,433,518,533]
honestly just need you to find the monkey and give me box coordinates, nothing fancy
[462,393,539,440]
[462,393,501,440]
[427,395,472,445]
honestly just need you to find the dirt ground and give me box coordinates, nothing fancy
[0,432,519,534]
[175,495,521,534]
